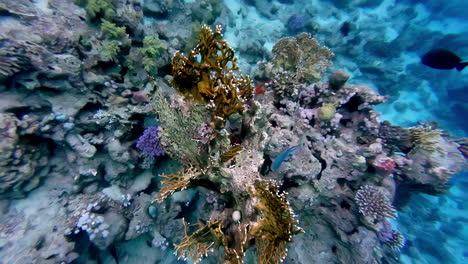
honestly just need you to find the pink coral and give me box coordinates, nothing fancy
[373,157,396,176]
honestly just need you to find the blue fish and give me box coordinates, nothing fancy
[271,145,300,171]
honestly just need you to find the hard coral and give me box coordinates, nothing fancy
[141,36,167,75]
[272,33,334,84]
[174,220,224,264]
[355,185,396,222]
[0,41,31,81]
[249,180,304,264]
[171,25,253,127]
[318,103,336,121]
[83,0,116,20]
[373,157,396,176]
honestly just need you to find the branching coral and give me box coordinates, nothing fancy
[249,180,304,264]
[378,220,405,251]
[100,19,127,39]
[174,220,224,263]
[355,185,396,222]
[171,25,253,127]
[141,36,167,75]
[82,0,116,20]
[156,166,202,202]
[385,230,405,251]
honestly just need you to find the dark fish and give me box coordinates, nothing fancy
[340,21,351,36]
[421,49,467,71]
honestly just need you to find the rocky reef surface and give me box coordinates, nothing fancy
[0,1,466,264]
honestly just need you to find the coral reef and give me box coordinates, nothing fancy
[171,25,253,127]
[0,1,466,264]
[355,185,396,222]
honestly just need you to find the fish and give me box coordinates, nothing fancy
[271,145,300,171]
[421,49,467,71]
[339,21,351,37]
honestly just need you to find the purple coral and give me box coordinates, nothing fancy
[355,185,396,221]
[136,126,165,156]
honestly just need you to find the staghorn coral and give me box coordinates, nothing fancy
[385,230,405,251]
[455,137,468,159]
[171,25,253,127]
[355,185,396,222]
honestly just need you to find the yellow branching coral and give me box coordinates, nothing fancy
[171,25,253,127]
[249,180,304,264]
[174,220,224,263]
[156,166,201,202]
[174,219,248,264]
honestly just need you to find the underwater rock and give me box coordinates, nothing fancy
[91,212,127,250]
[0,113,51,198]
[328,69,350,90]
[125,193,154,240]
[65,133,97,158]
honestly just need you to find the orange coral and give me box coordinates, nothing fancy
[249,180,304,264]
[155,167,201,202]
[171,25,253,127]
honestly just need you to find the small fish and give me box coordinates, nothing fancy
[255,83,266,95]
[421,49,467,71]
[271,145,300,171]
[394,151,406,157]
[339,21,351,37]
